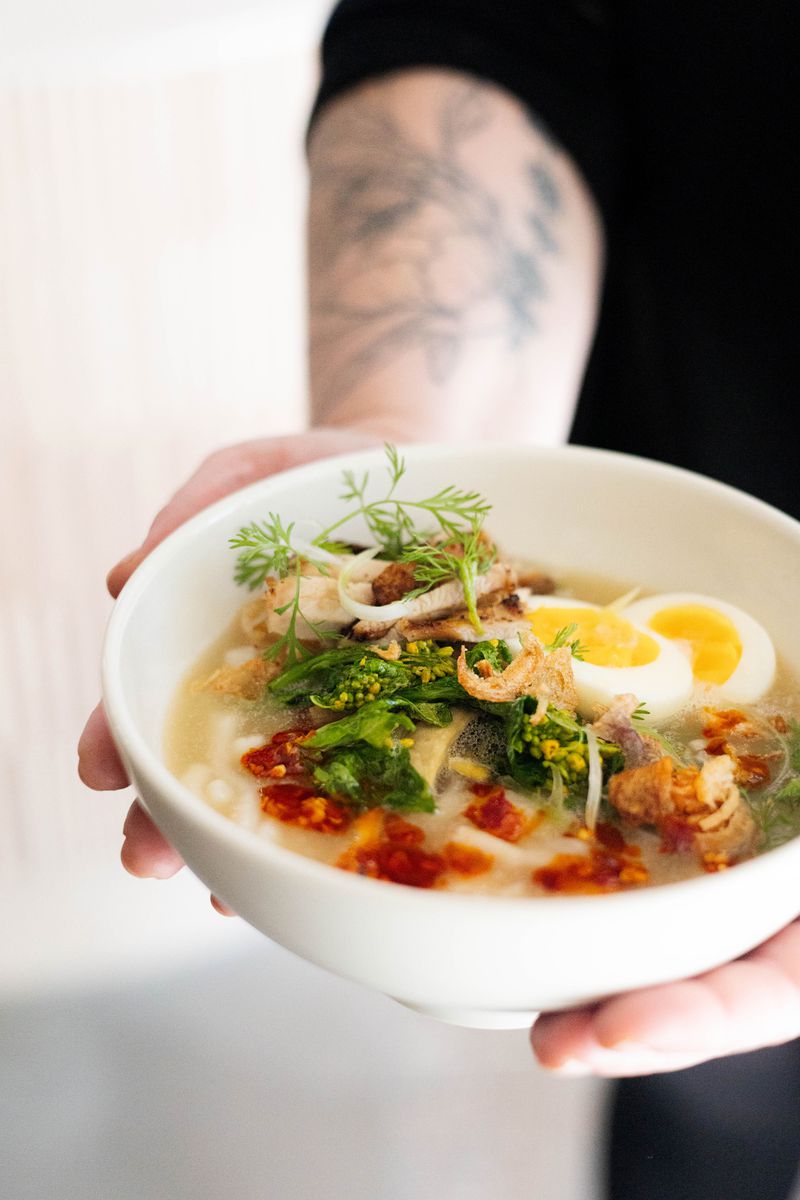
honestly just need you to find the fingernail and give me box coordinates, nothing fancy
[548,1059,592,1076]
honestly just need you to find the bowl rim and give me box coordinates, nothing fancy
[101,440,800,914]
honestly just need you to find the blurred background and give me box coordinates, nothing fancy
[0,2,607,1195]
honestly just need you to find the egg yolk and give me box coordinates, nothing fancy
[526,606,659,668]
[644,604,742,685]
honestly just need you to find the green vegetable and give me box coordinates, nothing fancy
[268,645,370,704]
[334,445,490,561]
[269,641,456,721]
[312,656,416,711]
[230,444,493,663]
[300,701,434,813]
[504,698,623,795]
[751,776,800,851]
[303,702,415,751]
[388,699,453,727]
[400,640,457,682]
[309,745,434,813]
[787,720,800,773]
[465,639,513,673]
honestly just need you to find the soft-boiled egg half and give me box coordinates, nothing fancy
[623,592,776,704]
[525,596,694,723]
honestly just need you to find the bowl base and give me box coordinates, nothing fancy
[395,1000,539,1030]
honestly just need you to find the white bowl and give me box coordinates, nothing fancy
[103,444,800,1029]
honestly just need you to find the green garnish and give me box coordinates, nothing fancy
[786,719,800,773]
[631,702,651,722]
[544,623,587,661]
[230,445,492,663]
[399,526,495,635]
[750,777,800,851]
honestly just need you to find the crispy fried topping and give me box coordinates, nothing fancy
[200,655,279,700]
[455,632,578,716]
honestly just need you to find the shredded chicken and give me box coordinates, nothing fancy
[351,561,518,640]
[199,656,279,700]
[591,693,665,769]
[455,632,579,715]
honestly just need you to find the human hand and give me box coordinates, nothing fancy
[77,428,381,899]
[531,918,800,1075]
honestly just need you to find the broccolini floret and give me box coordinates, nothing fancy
[506,698,624,795]
[308,641,455,711]
[401,640,456,683]
[312,654,413,710]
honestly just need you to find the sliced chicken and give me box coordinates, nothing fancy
[392,593,529,644]
[265,573,371,637]
[351,561,517,640]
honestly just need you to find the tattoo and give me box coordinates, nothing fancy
[310,82,563,401]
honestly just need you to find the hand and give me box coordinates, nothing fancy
[77,428,381,902]
[531,918,800,1075]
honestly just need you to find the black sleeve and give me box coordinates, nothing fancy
[310,0,623,220]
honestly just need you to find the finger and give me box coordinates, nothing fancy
[531,1008,715,1077]
[120,801,184,879]
[78,702,129,791]
[532,920,800,1077]
[106,429,380,598]
[210,894,237,917]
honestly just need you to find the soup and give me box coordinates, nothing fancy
[164,449,800,896]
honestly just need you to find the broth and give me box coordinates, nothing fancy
[165,568,800,896]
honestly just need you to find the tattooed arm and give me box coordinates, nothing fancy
[308,69,603,443]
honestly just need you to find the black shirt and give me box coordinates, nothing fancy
[313,1,799,518]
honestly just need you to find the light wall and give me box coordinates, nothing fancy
[0,0,331,991]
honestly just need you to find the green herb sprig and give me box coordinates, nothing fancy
[230,445,492,664]
[544,623,587,661]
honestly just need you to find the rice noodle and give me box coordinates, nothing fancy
[584,727,603,833]
[337,547,418,622]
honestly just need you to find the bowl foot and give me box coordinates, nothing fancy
[395,1000,539,1030]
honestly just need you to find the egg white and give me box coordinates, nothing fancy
[524,595,694,724]
[623,592,776,705]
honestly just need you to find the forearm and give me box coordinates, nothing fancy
[308,69,603,443]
